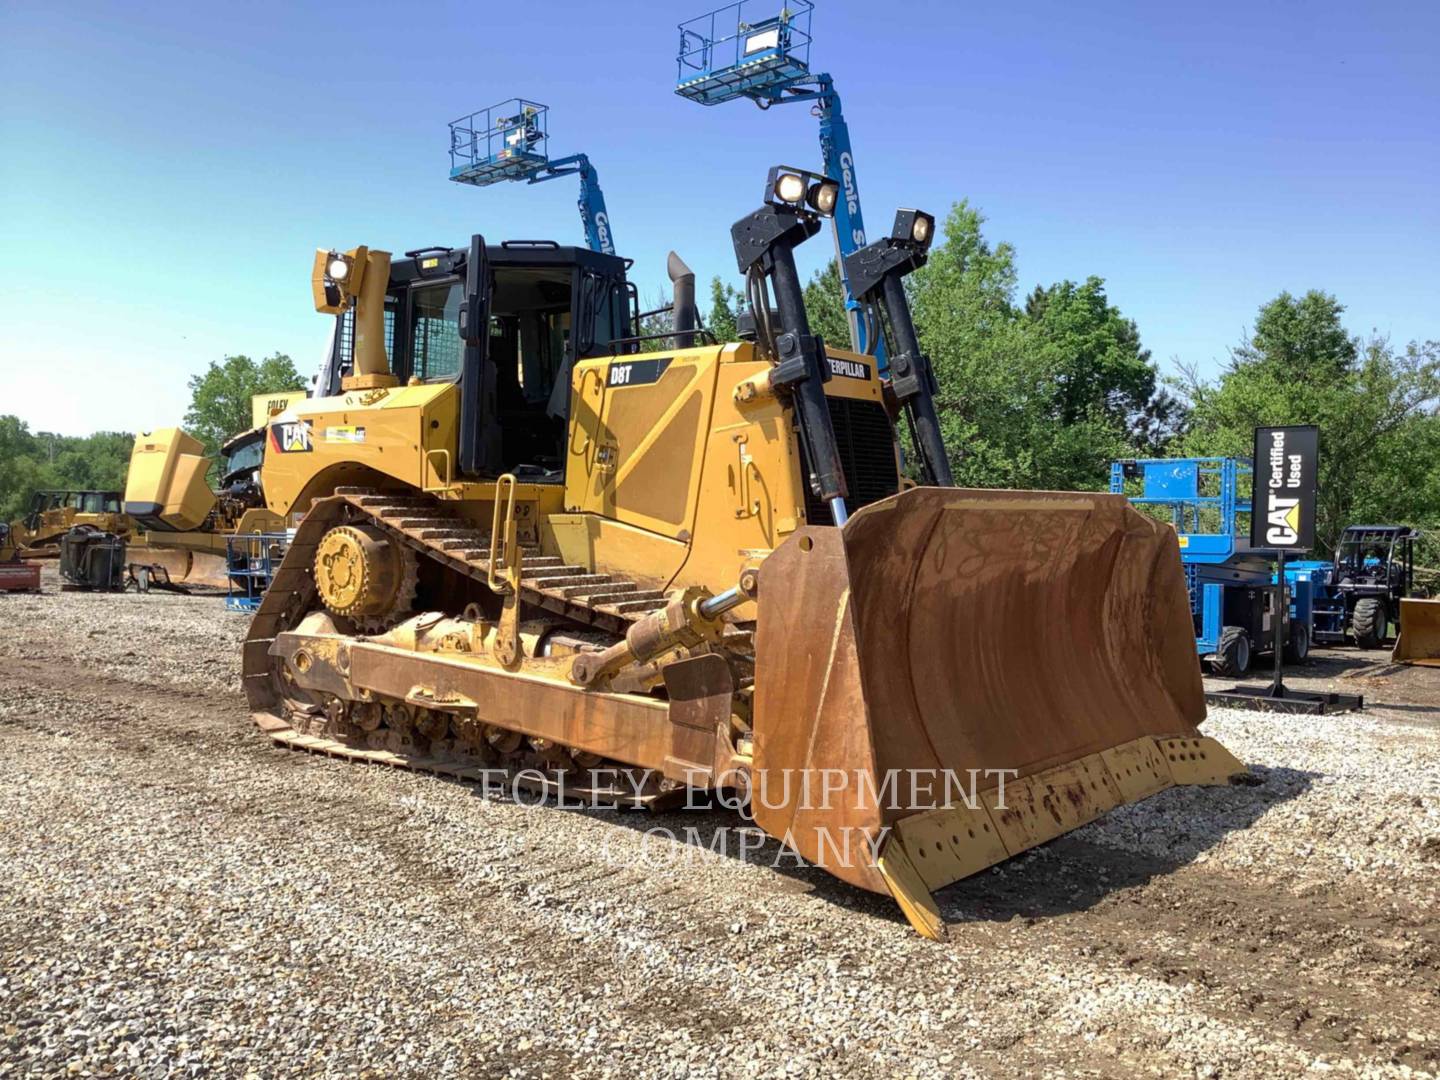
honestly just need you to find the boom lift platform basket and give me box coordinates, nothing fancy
[676,0,814,105]
[449,99,550,187]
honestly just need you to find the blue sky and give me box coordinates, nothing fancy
[2,0,1436,435]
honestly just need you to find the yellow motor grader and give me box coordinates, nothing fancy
[242,166,1244,939]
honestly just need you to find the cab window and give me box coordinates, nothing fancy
[411,284,463,380]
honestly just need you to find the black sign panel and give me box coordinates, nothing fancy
[827,356,872,381]
[607,358,672,388]
[1250,425,1319,551]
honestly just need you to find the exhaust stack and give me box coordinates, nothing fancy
[667,252,698,349]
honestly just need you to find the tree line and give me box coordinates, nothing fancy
[4,211,1436,561]
[0,353,303,522]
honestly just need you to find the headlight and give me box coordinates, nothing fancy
[773,173,806,204]
[891,209,936,251]
[764,166,842,217]
[808,180,839,216]
[327,255,350,282]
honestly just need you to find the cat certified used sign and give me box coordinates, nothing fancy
[1250,425,1318,551]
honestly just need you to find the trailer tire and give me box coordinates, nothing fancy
[1352,598,1387,649]
[1283,620,1310,664]
[1211,626,1251,677]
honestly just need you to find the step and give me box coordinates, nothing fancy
[520,557,577,572]
[603,597,667,614]
[568,583,639,603]
[358,495,433,509]
[534,574,613,593]
[524,569,600,585]
[377,505,441,519]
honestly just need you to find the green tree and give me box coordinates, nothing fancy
[635,290,675,351]
[802,261,852,350]
[1180,291,1440,551]
[0,419,134,523]
[704,277,741,343]
[906,202,1174,489]
[706,204,1174,491]
[184,353,305,459]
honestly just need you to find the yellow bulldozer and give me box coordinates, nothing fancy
[5,490,132,559]
[240,166,1244,938]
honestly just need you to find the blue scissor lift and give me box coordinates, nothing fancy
[1111,457,1314,675]
[448,99,616,256]
[675,1,882,364]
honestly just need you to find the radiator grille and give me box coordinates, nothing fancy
[801,397,900,525]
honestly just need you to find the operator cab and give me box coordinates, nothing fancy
[25,490,121,527]
[322,240,633,481]
[218,429,267,505]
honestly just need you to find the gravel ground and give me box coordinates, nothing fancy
[2,568,1439,1078]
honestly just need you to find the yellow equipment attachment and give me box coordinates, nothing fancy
[123,421,285,588]
[241,178,1247,939]
[1392,598,1440,666]
[125,428,215,533]
[751,487,1239,936]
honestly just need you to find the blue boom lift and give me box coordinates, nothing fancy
[1111,457,1313,675]
[675,1,882,364]
[448,99,616,256]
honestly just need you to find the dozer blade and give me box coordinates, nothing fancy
[1393,598,1440,666]
[750,487,1244,940]
[131,547,231,590]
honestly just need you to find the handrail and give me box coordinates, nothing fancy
[488,473,519,594]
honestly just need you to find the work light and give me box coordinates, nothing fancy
[891,209,936,251]
[773,172,806,205]
[765,166,839,219]
[326,254,351,282]
[808,179,839,215]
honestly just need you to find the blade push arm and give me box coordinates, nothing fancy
[843,210,953,487]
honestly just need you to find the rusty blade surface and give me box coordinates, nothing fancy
[751,487,1206,894]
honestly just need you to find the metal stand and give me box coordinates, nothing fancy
[1205,551,1365,715]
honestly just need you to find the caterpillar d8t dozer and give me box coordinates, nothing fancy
[245,166,1245,939]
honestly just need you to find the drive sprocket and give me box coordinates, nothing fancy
[313,522,417,631]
